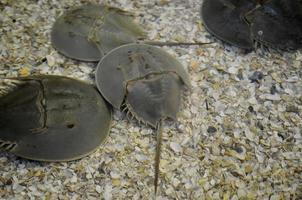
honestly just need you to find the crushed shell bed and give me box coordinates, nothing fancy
[0,0,301,199]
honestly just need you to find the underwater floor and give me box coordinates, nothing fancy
[0,0,301,199]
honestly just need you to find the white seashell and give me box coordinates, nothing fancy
[170,142,182,153]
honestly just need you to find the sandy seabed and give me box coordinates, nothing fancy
[0,0,301,199]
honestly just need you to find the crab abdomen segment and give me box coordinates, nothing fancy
[126,73,182,127]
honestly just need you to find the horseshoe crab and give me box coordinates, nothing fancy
[51,4,211,62]
[201,0,256,49]
[51,4,146,61]
[95,43,190,195]
[0,75,111,161]
[244,0,302,51]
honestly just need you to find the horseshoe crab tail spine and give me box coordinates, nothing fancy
[154,119,163,197]
[142,41,213,47]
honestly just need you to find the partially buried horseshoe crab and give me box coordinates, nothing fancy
[51,4,210,62]
[95,43,190,195]
[0,75,111,161]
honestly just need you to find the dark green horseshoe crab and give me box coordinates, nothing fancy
[201,0,302,51]
[0,75,111,161]
[244,0,302,51]
[201,0,256,49]
[95,43,190,195]
[51,4,146,61]
[51,4,210,62]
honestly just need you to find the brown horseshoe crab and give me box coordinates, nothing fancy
[0,75,111,161]
[51,4,146,61]
[51,4,211,62]
[201,0,256,49]
[244,0,302,51]
[95,43,190,195]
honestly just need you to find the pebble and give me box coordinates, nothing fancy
[46,55,56,67]
[249,71,264,83]
[95,185,102,194]
[207,126,217,133]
